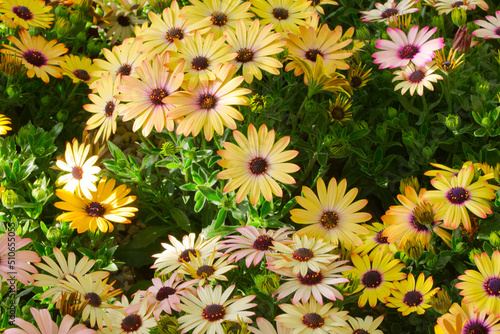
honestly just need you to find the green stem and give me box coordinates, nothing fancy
[292,97,308,133]
[61,81,81,108]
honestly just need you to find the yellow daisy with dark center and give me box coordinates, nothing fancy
[59,54,99,85]
[251,0,311,33]
[0,0,54,29]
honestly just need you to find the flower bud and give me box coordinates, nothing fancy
[412,202,435,226]
[220,196,234,210]
[2,189,19,209]
[54,4,69,18]
[69,9,86,26]
[76,31,87,44]
[254,273,280,294]
[387,107,398,119]
[223,320,250,334]
[157,314,179,334]
[32,188,46,202]
[400,177,420,195]
[56,109,69,123]
[149,0,170,13]
[356,26,370,41]
[0,54,23,77]
[40,95,53,107]
[430,289,452,314]
[445,114,461,132]
[481,117,491,128]
[404,240,423,260]
[54,17,71,37]
[47,226,62,244]
[6,84,22,98]
[476,80,489,95]
[431,15,444,33]
[490,232,500,247]
[453,25,472,52]
[468,249,482,263]
[375,124,386,139]
[451,7,467,27]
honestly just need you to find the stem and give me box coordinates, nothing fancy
[62,81,81,108]
[292,97,308,133]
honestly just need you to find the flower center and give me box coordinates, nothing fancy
[381,8,398,18]
[166,27,184,43]
[117,15,131,27]
[85,202,106,218]
[178,248,196,262]
[236,47,254,63]
[309,0,320,7]
[320,211,339,229]
[202,304,226,322]
[354,330,370,334]
[272,7,289,20]
[496,28,500,36]
[463,320,489,334]
[329,106,345,120]
[452,1,464,7]
[441,61,452,70]
[73,69,91,81]
[297,269,323,285]
[408,70,425,84]
[410,214,428,232]
[71,166,84,180]
[398,45,419,59]
[191,56,210,71]
[446,187,469,205]
[150,88,168,106]
[403,290,423,307]
[156,286,176,301]
[362,270,383,288]
[196,265,216,278]
[116,63,132,76]
[130,4,140,10]
[351,76,362,88]
[252,234,274,251]
[23,50,47,67]
[105,101,115,117]
[305,48,323,62]
[13,6,33,20]
[85,292,102,307]
[484,277,500,296]
[375,230,389,244]
[292,248,314,262]
[249,157,268,175]
[199,93,217,110]
[121,314,142,332]
[211,11,228,27]
[302,313,324,329]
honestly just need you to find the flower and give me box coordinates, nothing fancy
[424,161,475,180]
[337,315,384,334]
[116,52,184,136]
[0,114,12,135]
[434,0,488,15]
[305,0,338,15]
[437,302,500,334]
[219,225,292,267]
[0,0,54,29]
[165,63,250,141]
[291,177,371,247]
[422,165,496,230]
[100,297,157,334]
[372,26,444,69]
[55,177,138,233]
[250,318,293,334]
[473,11,500,39]
[55,138,101,199]
[178,251,237,286]
[224,19,286,84]
[177,284,256,334]
[217,123,300,206]
[435,311,464,334]
[354,222,399,259]
[386,272,439,316]
[434,48,464,72]
[5,308,95,334]
[327,95,353,124]
[360,0,418,22]
[99,2,146,44]
[1,29,67,83]
[251,0,310,33]
[347,250,406,307]
[456,250,500,317]
[0,233,39,285]
[348,62,372,89]
[59,55,98,84]
[276,299,349,334]
[392,62,443,96]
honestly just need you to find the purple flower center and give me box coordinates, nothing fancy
[13,6,33,20]
[463,320,489,334]
[249,157,268,175]
[105,101,115,117]
[272,7,289,20]
[354,330,370,334]
[320,211,339,229]
[362,270,383,288]
[253,234,274,251]
[85,292,102,307]
[121,314,142,332]
[398,45,419,60]
[117,15,131,27]
[191,56,210,71]
[71,166,83,180]
[375,230,389,244]
[410,214,429,231]
[484,277,500,296]
[408,70,425,83]
[199,93,217,110]
[166,27,184,43]
[150,88,168,106]
[211,11,228,27]
[403,290,423,307]
[305,48,323,62]
[302,313,324,329]
[452,1,464,7]
[73,69,91,81]
[202,304,226,322]
[292,248,314,262]
[23,50,47,67]
[116,63,132,76]
[446,187,469,205]
[381,8,398,19]
[196,265,215,277]
[236,48,254,63]
[156,286,176,301]
[86,202,106,217]
[297,269,323,285]
[178,248,196,262]
[496,28,500,36]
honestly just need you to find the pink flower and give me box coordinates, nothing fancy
[360,0,419,23]
[373,26,444,69]
[0,233,39,286]
[473,11,500,39]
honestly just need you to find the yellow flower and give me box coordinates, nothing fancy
[58,54,99,85]
[178,251,237,286]
[434,48,464,73]
[392,62,443,96]
[0,0,54,29]
[251,0,310,33]
[99,1,146,44]
[305,0,338,15]
[386,273,439,316]
[348,62,372,90]
[337,315,384,334]
[354,222,399,259]
[0,114,12,135]
[327,95,353,125]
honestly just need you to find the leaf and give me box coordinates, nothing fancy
[107,142,127,163]
[170,208,191,232]
[194,198,206,212]
[130,226,171,249]
[348,129,370,140]
[141,154,159,170]
[77,247,94,259]
[179,183,197,191]
[197,185,222,203]
[214,209,227,230]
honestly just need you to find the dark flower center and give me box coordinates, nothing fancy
[375,230,389,244]
[302,313,324,329]
[85,292,102,307]
[330,106,345,120]
[272,7,289,20]
[446,187,469,204]
[362,270,383,288]
[305,49,323,62]
[117,15,131,27]
[196,265,215,277]
[410,214,428,231]
[441,61,452,70]
[130,4,140,10]
[297,269,323,285]
[484,277,500,296]
[309,0,320,7]
[150,88,168,106]
[292,248,314,262]
[398,45,419,59]
[381,8,399,18]
[121,314,142,332]
[408,70,425,84]
[71,166,84,180]
[320,211,338,229]
[73,69,91,81]
[351,76,362,88]
[23,50,47,67]
[13,6,33,20]
[452,1,464,7]
[166,27,184,43]
[249,157,268,175]
[253,234,274,251]
[105,101,115,117]
[354,330,370,334]
[202,304,226,321]
[191,56,210,71]
[116,63,132,76]
[463,320,489,334]
[178,248,196,262]
[156,286,176,301]
[403,290,423,307]
[86,202,106,217]
[496,28,500,36]
[211,11,228,27]
[199,93,217,109]
[236,48,254,63]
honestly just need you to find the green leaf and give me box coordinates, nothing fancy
[40,221,48,234]
[130,226,171,249]
[141,154,159,170]
[194,198,206,212]
[474,128,486,137]
[197,185,222,203]
[214,209,227,229]
[101,262,118,271]
[77,247,94,259]
[348,129,370,140]
[170,208,191,232]
[260,201,273,217]
[179,183,197,191]
[107,142,127,163]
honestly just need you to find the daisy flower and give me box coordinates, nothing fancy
[178,251,237,286]
[5,308,95,334]
[100,297,157,334]
[251,318,293,334]
[276,299,349,334]
[383,186,452,249]
[347,250,406,308]
[217,123,300,206]
[456,250,500,317]
[0,114,12,135]
[435,313,464,334]
[434,48,464,73]
[177,284,256,334]
[269,233,337,276]
[0,0,54,29]
[386,272,439,316]
[181,0,253,38]
[327,95,353,125]
[424,161,476,180]
[354,222,399,259]
[422,165,496,230]
[434,0,488,15]
[474,11,500,39]
[99,2,146,44]
[305,0,338,15]
[348,62,373,89]
[59,54,99,85]
[0,233,39,286]
[151,233,221,275]
[438,302,500,334]
[392,62,443,96]
[360,0,419,23]
[373,26,445,69]
[251,0,311,33]
[290,177,371,247]
[337,315,385,334]
[117,52,184,136]
[55,138,100,199]
[54,177,138,233]
[224,19,286,84]
[1,29,67,83]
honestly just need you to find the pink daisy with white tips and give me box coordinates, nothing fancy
[473,11,500,39]
[373,26,445,69]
